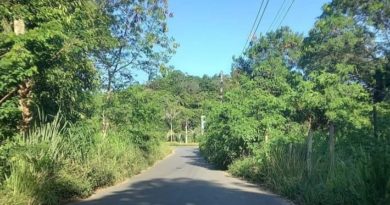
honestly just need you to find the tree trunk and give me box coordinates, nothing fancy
[372,69,385,139]
[0,88,17,107]
[107,72,113,94]
[102,111,108,138]
[18,80,33,134]
[14,19,32,134]
[101,95,111,138]
[329,122,335,170]
[170,120,173,142]
[185,120,188,144]
[373,104,378,139]
[306,116,313,176]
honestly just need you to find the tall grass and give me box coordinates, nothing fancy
[228,138,387,205]
[0,114,170,205]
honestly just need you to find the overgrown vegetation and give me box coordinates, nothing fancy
[0,111,170,205]
[0,0,206,204]
[0,2,219,203]
[200,1,390,204]
[1,0,389,205]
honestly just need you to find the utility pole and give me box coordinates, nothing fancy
[220,70,224,102]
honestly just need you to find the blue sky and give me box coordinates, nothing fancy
[165,0,330,77]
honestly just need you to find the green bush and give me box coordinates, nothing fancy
[228,157,261,182]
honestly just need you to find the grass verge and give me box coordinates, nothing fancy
[0,116,171,205]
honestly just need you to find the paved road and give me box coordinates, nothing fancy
[71,147,290,205]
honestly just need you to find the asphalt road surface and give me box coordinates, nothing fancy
[70,147,291,205]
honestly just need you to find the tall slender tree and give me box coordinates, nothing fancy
[94,0,177,92]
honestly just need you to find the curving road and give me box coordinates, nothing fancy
[70,147,291,205]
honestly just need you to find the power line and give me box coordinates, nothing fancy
[276,0,295,29]
[242,0,265,54]
[242,0,270,54]
[252,0,270,39]
[267,0,287,32]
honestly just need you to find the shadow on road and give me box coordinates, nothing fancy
[181,148,216,170]
[70,148,288,205]
[76,178,282,205]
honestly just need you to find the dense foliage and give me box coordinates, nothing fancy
[200,2,390,205]
[1,0,389,205]
[0,0,190,204]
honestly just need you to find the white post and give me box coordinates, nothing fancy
[201,115,205,135]
[14,19,25,35]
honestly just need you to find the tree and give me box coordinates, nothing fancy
[289,76,324,175]
[0,0,107,136]
[201,28,305,168]
[233,27,303,145]
[200,94,258,168]
[327,0,390,139]
[164,99,181,142]
[325,1,390,199]
[300,11,371,169]
[94,0,177,92]
[180,106,198,143]
[233,27,302,77]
